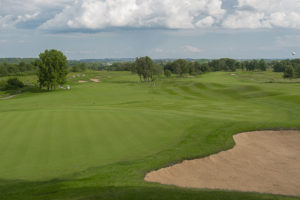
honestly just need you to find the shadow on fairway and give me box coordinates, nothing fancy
[1,178,296,200]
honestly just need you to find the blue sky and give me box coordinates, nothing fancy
[0,0,299,59]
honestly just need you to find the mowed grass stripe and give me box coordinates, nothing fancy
[0,111,39,178]
[0,109,190,180]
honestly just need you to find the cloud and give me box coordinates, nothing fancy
[39,0,226,31]
[223,0,300,29]
[1,0,300,31]
[0,13,40,29]
[154,48,163,53]
[183,45,202,53]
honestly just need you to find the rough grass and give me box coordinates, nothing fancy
[0,70,299,200]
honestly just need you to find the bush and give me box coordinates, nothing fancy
[5,78,24,90]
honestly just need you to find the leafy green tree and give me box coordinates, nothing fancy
[187,62,196,75]
[36,49,68,90]
[173,59,188,76]
[151,64,163,81]
[134,56,155,82]
[283,65,294,78]
[272,61,285,72]
[224,58,237,71]
[258,59,267,71]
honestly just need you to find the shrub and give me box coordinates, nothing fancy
[5,78,24,90]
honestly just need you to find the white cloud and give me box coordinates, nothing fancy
[154,48,163,53]
[183,45,202,53]
[0,13,39,29]
[222,11,271,29]
[1,0,300,31]
[39,0,225,30]
[0,0,72,14]
[195,16,215,27]
[223,0,300,29]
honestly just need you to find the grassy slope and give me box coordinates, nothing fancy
[0,70,300,200]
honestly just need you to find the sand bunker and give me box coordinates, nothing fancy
[145,130,300,196]
[78,80,88,83]
[90,78,100,82]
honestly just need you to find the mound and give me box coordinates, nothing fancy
[145,130,300,196]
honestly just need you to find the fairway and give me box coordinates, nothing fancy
[0,71,300,200]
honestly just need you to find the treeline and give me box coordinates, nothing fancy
[1,56,300,80]
[0,61,37,76]
[109,58,269,75]
[271,59,300,78]
[0,58,36,64]
[130,58,270,81]
[69,61,134,72]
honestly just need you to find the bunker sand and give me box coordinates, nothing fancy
[90,78,100,82]
[78,80,88,83]
[145,130,300,196]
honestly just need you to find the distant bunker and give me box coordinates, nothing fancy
[145,130,300,196]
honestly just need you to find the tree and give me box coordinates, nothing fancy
[294,64,300,78]
[134,56,155,82]
[258,59,267,71]
[187,62,196,75]
[36,49,68,90]
[283,65,294,78]
[173,59,188,76]
[272,61,285,72]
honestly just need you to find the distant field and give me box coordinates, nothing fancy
[0,70,300,200]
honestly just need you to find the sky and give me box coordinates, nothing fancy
[0,0,300,59]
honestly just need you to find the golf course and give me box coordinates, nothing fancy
[0,70,300,200]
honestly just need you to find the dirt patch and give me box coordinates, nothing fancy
[78,80,88,83]
[90,78,100,83]
[145,130,300,196]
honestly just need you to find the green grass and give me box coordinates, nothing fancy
[0,70,299,200]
